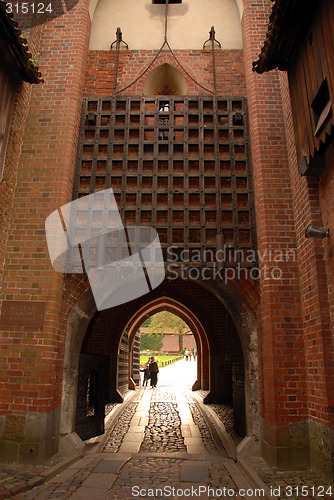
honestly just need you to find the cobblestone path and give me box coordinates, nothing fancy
[188,403,220,456]
[139,401,187,453]
[104,403,139,452]
[102,385,224,456]
[4,361,333,499]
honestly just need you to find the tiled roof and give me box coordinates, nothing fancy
[252,0,317,74]
[0,0,43,83]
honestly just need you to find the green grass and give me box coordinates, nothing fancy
[140,354,180,365]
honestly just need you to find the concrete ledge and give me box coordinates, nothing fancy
[39,454,83,481]
[237,436,260,458]
[0,454,83,499]
[236,458,271,500]
[93,389,139,453]
[58,431,85,457]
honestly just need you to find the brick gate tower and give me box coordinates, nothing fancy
[0,0,333,482]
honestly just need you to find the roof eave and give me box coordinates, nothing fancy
[253,0,317,74]
[0,1,43,84]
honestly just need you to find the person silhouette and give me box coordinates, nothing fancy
[149,356,159,388]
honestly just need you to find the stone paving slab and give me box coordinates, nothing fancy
[49,468,78,483]
[118,442,141,453]
[181,424,192,437]
[185,446,209,456]
[122,433,144,442]
[139,417,149,426]
[81,472,118,489]
[127,425,146,433]
[181,461,211,482]
[93,460,129,474]
[69,486,110,500]
[68,456,98,470]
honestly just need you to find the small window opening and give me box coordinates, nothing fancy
[158,130,169,140]
[86,371,97,417]
[159,101,170,112]
[309,32,313,47]
[312,78,332,136]
[159,118,169,126]
[153,0,182,4]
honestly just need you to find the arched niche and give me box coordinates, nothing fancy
[143,63,188,96]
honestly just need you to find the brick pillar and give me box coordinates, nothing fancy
[241,0,309,468]
[0,0,91,463]
[279,71,334,480]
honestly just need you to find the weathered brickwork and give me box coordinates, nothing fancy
[320,142,334,326]
[279,66,334,478]
[84,49,247,96]
[0,0,333,480]
[0,0,91,462]
[242,0,308,468]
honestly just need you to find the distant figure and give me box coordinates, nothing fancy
[184,349,190,361]
[140,362,150,387]
[149,356,159,388]
[193,349,197,361]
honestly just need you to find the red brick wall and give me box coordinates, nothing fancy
[279,70,334,432]
[0,28,44,425]
[242,0,307,464]
[84,49,246,96]
[319,142,334,337]
[0,0,91,421]
[0,82,32,294]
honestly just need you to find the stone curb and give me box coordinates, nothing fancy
[190,392,271,499]
[0,454,82,499]
[190,391,237,459]
[236,458,272,500]
[93,390,140,453]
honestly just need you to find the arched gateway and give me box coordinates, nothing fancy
[2,0,334,483]
[60,275,259,455]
